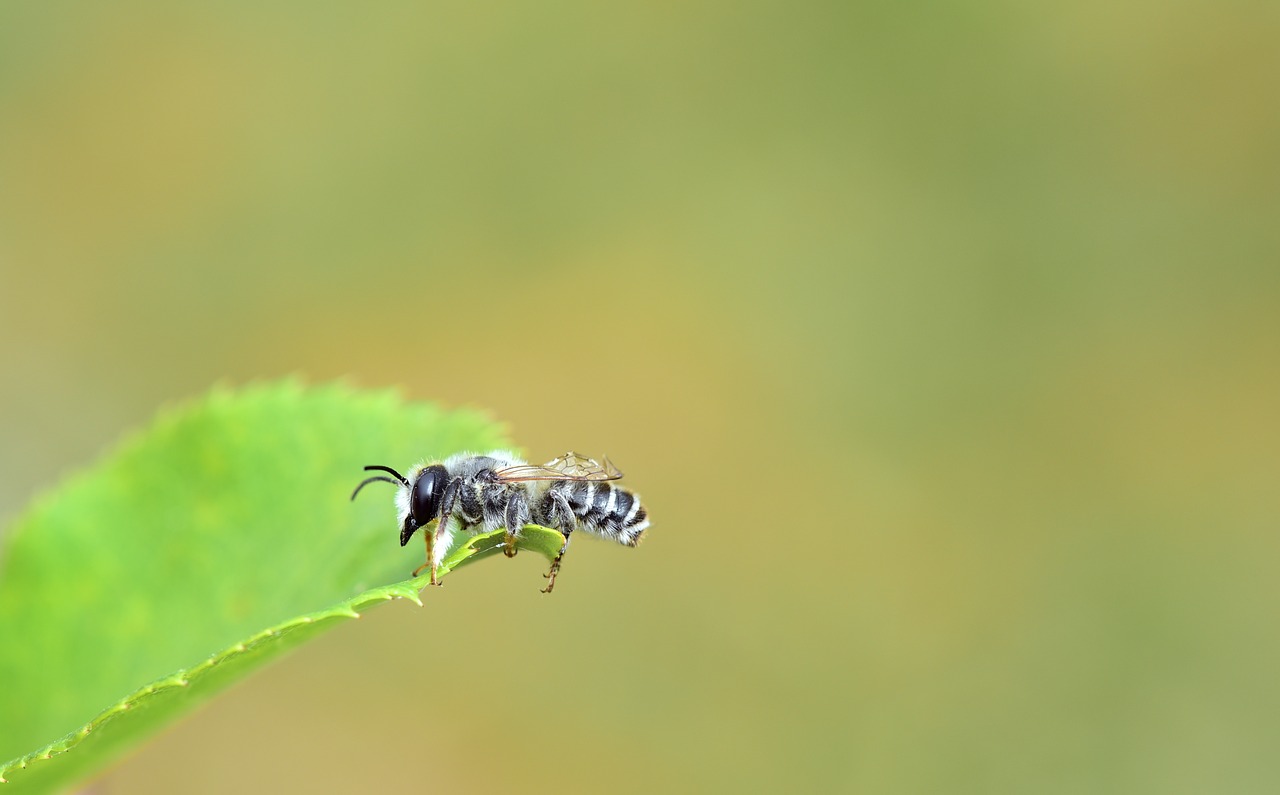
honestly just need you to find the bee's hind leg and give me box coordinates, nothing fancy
[541,491,576,594]
[542,533,572,594]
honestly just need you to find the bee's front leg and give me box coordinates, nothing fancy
[411,530,436,584]
[414,478,462,586]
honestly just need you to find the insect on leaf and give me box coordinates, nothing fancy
[0,381,563,793]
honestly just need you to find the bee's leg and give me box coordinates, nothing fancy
[542,533,572,594]
[541,491,576,594]
[503,489,531,559]
[426,516,459,583]
[412,478,462,586]
[412,529,434,581]
[480,481,507,551]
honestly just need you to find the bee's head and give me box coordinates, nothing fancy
[352,462,445,547]
[408,464,450,534]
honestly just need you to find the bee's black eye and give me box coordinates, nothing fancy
[411,465,449,524]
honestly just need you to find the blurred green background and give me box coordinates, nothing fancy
[1,2,1278,792]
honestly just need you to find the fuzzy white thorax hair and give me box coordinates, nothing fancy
[441,449,525,472]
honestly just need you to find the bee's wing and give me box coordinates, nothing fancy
[493,452,623,483]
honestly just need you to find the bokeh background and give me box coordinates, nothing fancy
[2,2,1278,792]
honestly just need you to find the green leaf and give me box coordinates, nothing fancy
[0,381,563,792]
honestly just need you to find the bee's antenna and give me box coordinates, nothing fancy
[351,476,401,501]
[351,465,412,502]
[363,465,411,487]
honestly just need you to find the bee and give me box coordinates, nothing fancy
[350,451,649,593]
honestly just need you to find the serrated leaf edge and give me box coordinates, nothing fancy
[0,524,563,784]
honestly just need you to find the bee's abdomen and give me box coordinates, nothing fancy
[564,481,648,546]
